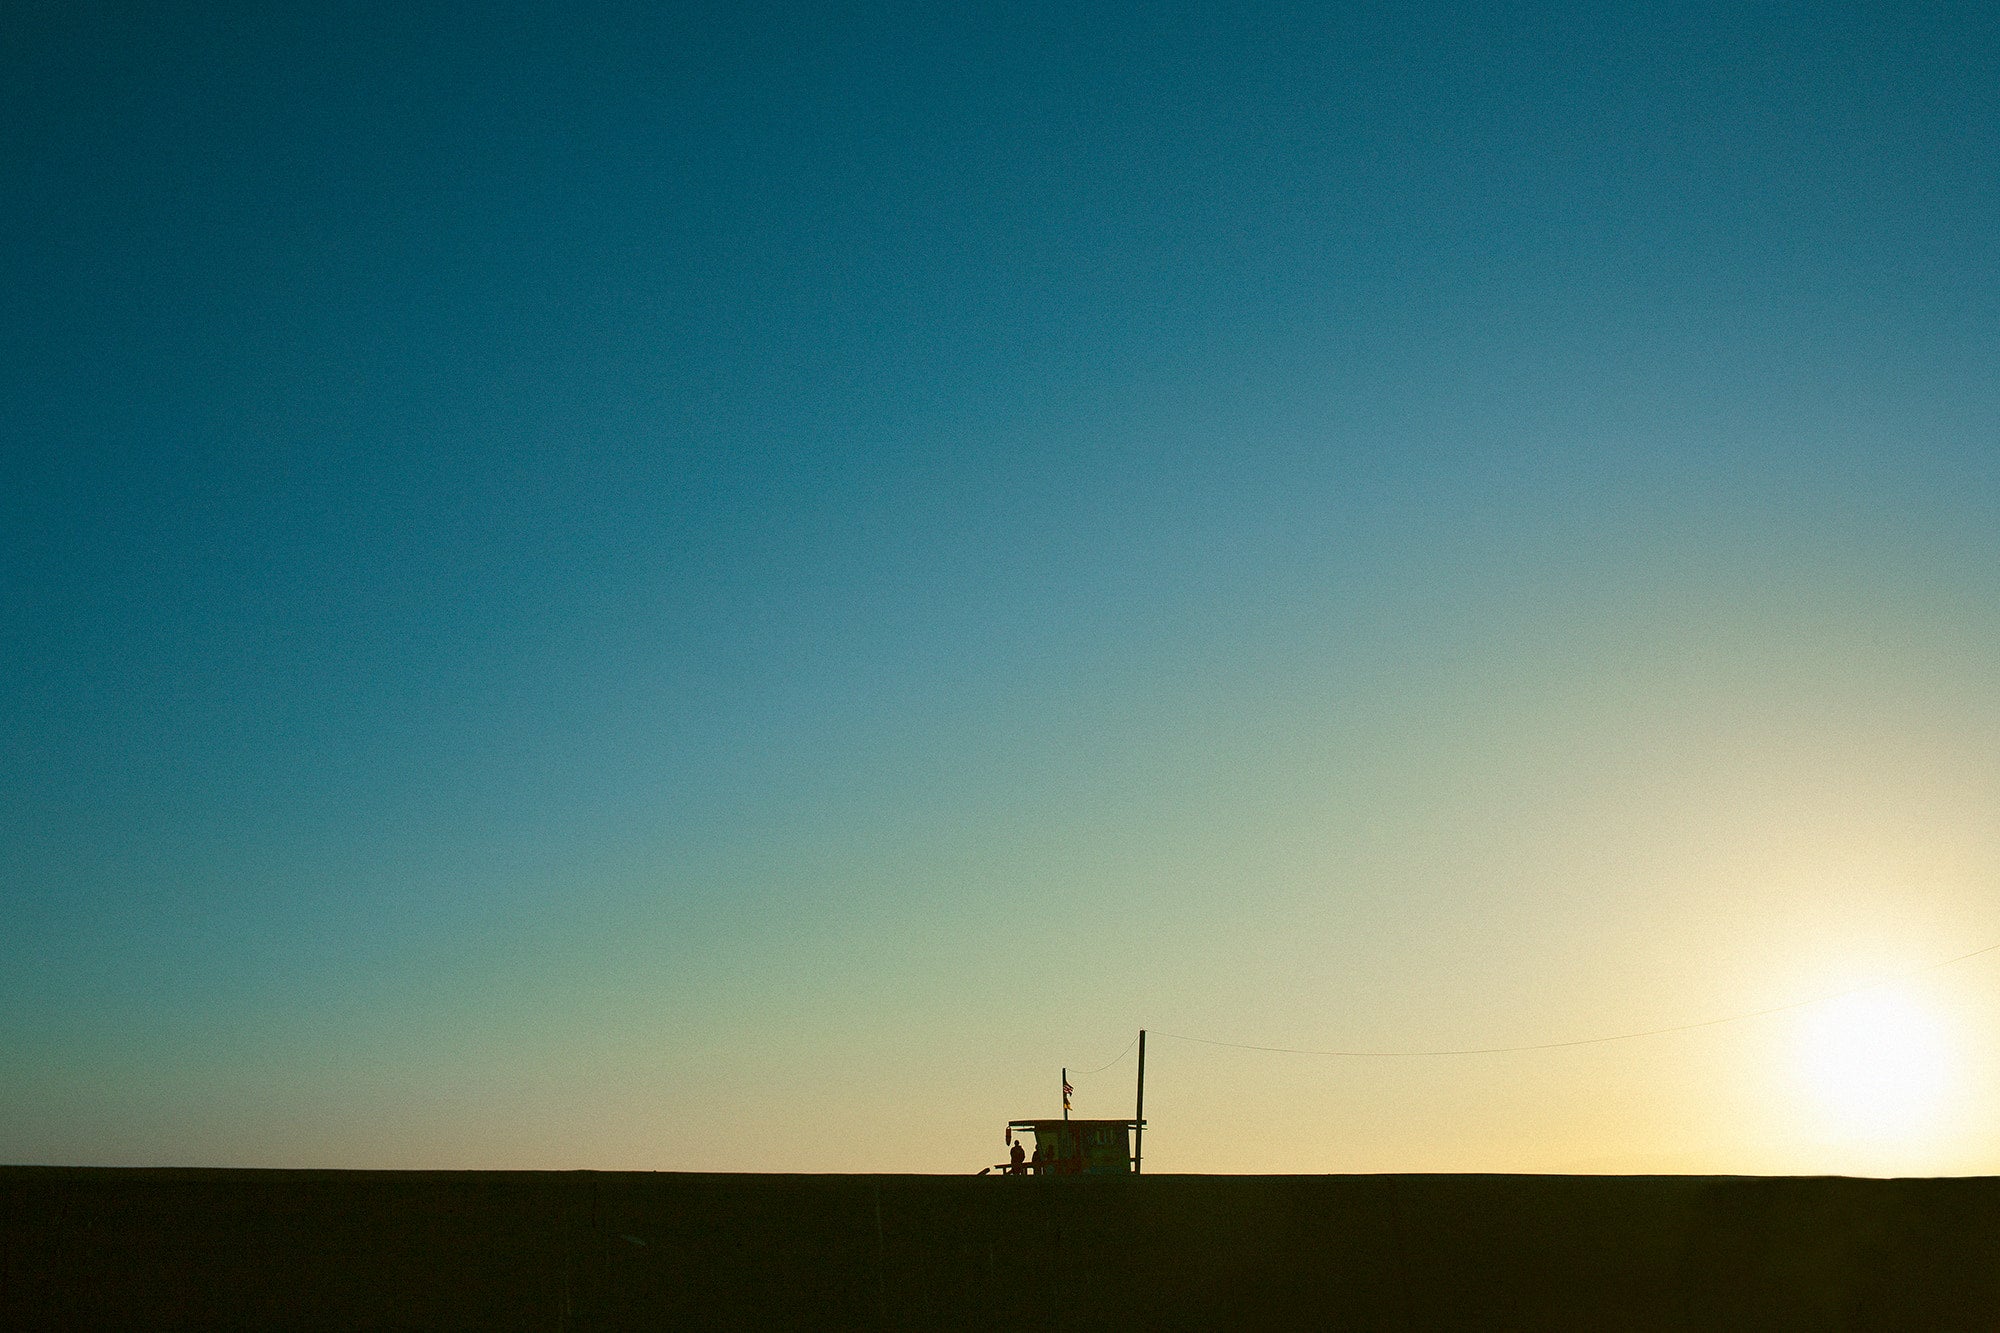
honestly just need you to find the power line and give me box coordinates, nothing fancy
[1069,1031,1140,1076]
[1155,938,2000,1059]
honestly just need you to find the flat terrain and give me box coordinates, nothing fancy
[6,1167,1999,1329]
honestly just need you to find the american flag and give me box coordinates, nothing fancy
[1062,1077,1073,1111]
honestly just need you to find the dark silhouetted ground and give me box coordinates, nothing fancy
[5,1166,1999,1328]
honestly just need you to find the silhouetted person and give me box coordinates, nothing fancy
[1030,1143,1045,1176]
[1008,1139,1026,1175]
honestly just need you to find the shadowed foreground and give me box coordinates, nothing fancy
[5,1167,1999,1329]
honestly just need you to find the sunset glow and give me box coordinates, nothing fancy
[7,2,1999,1178]
[1797,989,1954,1144]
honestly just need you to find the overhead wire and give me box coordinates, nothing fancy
[1068,1031,1140,1076]
[1153,937,2000,1059]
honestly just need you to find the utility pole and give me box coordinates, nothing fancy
[1133,1029,1146,1175]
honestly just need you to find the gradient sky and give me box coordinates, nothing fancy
[6,1,2000,1175]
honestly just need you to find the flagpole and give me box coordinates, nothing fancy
[1062,1068,1068,1121]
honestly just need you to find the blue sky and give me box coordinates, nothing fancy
[6,1,2000,1171]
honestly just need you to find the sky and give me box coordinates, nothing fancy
[5,0,2000,1175]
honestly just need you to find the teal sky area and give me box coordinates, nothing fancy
[6,1,2000,1173]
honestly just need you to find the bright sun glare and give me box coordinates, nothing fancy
[1796,987,1952,1141]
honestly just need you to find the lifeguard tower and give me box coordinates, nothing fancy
[1003,1118,1144,1175]
[991,1031,1148,1175]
